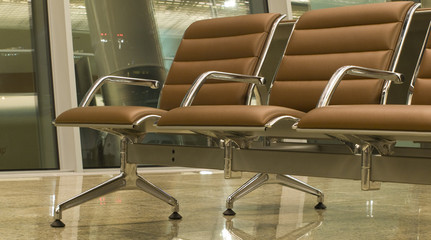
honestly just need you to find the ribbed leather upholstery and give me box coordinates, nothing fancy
[158,2,414,127]
[55,106,166,125]
[55,13,280,126]
[158,105,305,127]
[270,1,413,112]
[51,13,284,224]
[298,12,431,132]
[158,13,281,110]
[297,104,431,131]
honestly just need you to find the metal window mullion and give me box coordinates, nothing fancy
[47,0,83,172]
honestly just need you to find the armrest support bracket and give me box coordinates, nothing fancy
[317,65,404,108]
[79,75,160,107]
[181,71,265,107]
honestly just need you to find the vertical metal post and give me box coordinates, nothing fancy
[48,0,82,172]
[223,140,242,179]
[361,144,381,191]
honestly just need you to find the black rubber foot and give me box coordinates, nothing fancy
[314,202,327,210]
[50,219,65,228]
[169,212,182,220]
[223,209,236,216]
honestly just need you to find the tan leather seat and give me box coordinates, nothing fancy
[51,13,283,228]
[159,105,305,127]
[55,13,281,126]
[293,7,431,192]
[158,1,415,128]
[297,27,431,132]
[156,1,418,216]
[298,105,431,131]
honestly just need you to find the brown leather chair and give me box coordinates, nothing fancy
[51,13,284,227]
[157,2,419,215]
[296,22,431,191]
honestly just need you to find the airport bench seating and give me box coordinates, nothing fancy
[156,1,419,215]
[51,12,285,227]
[296,22,431,191]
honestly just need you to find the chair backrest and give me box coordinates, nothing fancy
[158,13,282,110]
[411,31,431,105]
[269,1,415,112]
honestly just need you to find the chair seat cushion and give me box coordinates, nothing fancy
[55,106,166,125]
[157,105,305,127]
[298,105,431,131]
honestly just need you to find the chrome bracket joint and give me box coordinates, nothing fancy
[223,139,242,179]
[361,144,381,191]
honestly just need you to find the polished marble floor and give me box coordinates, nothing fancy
[1,168,431,239]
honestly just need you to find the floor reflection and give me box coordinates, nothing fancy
[224,212,323,240]
[1,170,431,239]
[222,176,324,240]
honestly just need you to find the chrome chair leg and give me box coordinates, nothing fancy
[275,174,326,209]
[136,175,181,219]
[51,173,127,227]
[51,137,181,227]
[223,173,326,216]
[224,173,269,215]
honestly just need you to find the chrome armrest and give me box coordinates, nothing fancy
[181,71,265,107]
[317,65,404,108]
[79,75,160,107]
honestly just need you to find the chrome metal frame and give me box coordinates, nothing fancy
[360,144,382,190]
[51,137,181,228]
[247,14,286,105]
[223,173,325,216]
[388,3,420,72]
[128,141,431,187]
[296,126,429,191]
[317,66,404,108]
[79,75,160,107]
[407,21,431,104]
[265,116,300,128]
[254,15,287,78]
[248,20,297,106]
[181,71,266,107]
[381,3,420,104]
[223,139,242,179]
[330,133,394,190]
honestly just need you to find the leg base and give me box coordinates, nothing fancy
[50,219,65,228]
[223,208,236,216]
[314,202,327,210]
[169,212,182,220]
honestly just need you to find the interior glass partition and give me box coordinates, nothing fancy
[0,0,58,170]
[70,0,250,168]
[309,0,384,9]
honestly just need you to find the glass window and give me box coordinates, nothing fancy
[70,0,250,168]
[0,0,58,170]
[309,0,385,9]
